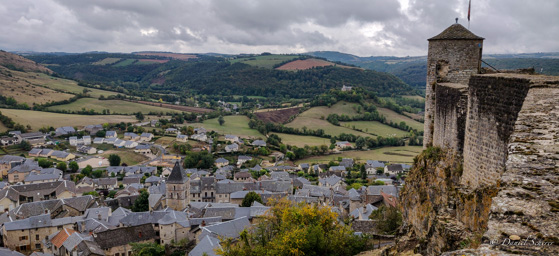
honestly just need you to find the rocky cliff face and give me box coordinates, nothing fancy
[383,148,497,255]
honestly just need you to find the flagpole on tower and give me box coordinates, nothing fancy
[468,0,471,29]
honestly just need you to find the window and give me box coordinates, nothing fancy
[36,235,39,240]
[19,236,27,241]
[35,244,41,249]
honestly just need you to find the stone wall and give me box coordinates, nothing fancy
[461,75,531,189]
[481,76,559,255]
[424,39,483,147]
[433,83,468,152]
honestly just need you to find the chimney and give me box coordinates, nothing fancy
[98,214,102,220]
[201,220,206,227]
[138,231,142,238]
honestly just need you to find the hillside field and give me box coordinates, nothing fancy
[0,122,7,132]
[271,133,331,148]
[276,58,356,70]
[188,115,263,139]
[295,145,422,165]
[285,102,372,138]
[0,108,140,130]
[18,72,119,98]
[47,98,184,114]
[339,121,409,137]
[0,68,75,105]
[230,55,299,69]
[377,107,424,131]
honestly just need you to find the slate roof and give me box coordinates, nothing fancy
[11,181,75,202]
[148,194,163,209]
[10,199,63,219]
[28,148,42,155]
[97,178,117,186]
[270,171,290,181]
[350,204,378,219]
[0,188,18,203]
[61,232,90,252]
[4,214,52,231]
[200,216,251,239]
[215,158,229,164]
[366,160,385,169]
[63,195,97,212]
[119,211,170,226]
[93,223,156,249]
[145,176,160,183]
[0,247,25,256]
[251,140,266,147]
[329,166,346,172]
[123,176,141,185]
[385,164,404,172]
[189,235,221,256]
[75,240,105,256]
[8,159,40,174]
[0,155,26,164]
[105,131,116,137]
[319,175,343,187]
[167,161,187,184]
[429,23,484,40]
[366,185,399,197]
[135,144,151,150]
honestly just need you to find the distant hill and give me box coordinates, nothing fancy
[0,50,52,74]
[306,51,559,88]
[27,53,416,99]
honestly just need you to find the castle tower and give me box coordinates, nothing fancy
[166,161,190,211]
[423,22,484,147]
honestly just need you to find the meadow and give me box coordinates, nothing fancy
[295,145,422,165]
[0,108,140,130]
[92,58,121,65]
[339,121,409,137]
[377,107,424,131]
[47,98,183,114]
[113,59,137,67]
[188,115,264,138]
[17,72,119,98]
[271,133,331,148]
[230,55,299,69]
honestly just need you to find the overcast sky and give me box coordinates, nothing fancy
[1,0,557,57]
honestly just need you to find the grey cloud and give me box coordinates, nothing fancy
[0,0,557,56]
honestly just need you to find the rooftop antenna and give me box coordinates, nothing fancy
[455,18,459,24]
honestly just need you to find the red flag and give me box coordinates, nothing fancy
[468,0,471,21]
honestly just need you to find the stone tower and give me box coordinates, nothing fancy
[166,161,190,211]
[423,23,484,147]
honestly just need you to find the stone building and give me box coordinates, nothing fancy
[166,161,190,211]
[423,22,483,148]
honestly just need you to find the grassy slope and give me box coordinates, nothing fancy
[92,58,121,65]
[188,115,263,139]
[339,121,409,137]
[377,107,424,131]
[47,98,183,114]
[230,55,299,69]
[0,108,141,130]
[295,146,422,165]
[286,102,373,138]
[20,72,119,98]
[113,59,137,67]
[271,133,331,148]
[0,69,75,105]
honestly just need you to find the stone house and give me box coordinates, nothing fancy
[123,132,139,141]
[384,164,404,175]
[139,133,154,142]
[176,134,188,142]
[84,124,103,135]
[0,187,19,212]
[124,140,138,149]
[10,181,76,203]
[92,224,157,256]
[17,132,46,145]
[215,158,229,168]
[77,146,97,155]
[55,126,76,137]
[2,214,61,254]
[224,134,241,144]
[251,140,266,147]
[105,131,117,138]
[23,168,63,184]
[335,141,352,150]
[96,178,118,190]
[233,171,251,182]
[0,155,26,178]
[166,162,190,211]
[7,160,41,183]
[236,156,252,166]
[224,143,239,153]
[134,144,151,154]
[365,160,385,174]
[113,139,126,148]
[0,136,20,146]
[50,151,75,162]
